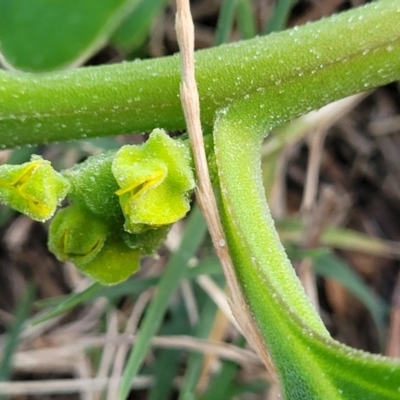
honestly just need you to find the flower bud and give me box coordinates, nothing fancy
[49,203,140,285]
[112,129,195,233]
[0,155,70,221]
[48,203,108,266]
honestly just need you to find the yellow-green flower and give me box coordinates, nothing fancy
[49,203,140,285]
[0,155,70,221]
[48,204,108,266]
[112,129,195,233]
[77,235,140,285]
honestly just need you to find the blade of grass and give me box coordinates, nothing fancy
[148,345,182,399]
[286,244,388,343]
[0,284,35,383]
[236,0,256,40]
[148,300,191,400]
[31,282,102,325]
[118,205,207,400]
[226,379,268,398]
[214,0,237,45]
[263,0,296,34]
[313,251,388,344]
[178,278,223,400]
[98,258,221,303]
[277,217,400,260]
[32,257,221,323]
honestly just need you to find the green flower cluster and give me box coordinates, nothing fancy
[0,130,195,284]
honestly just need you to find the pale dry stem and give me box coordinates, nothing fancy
[94,310,118,400]
[107,289,154,400]
[175,0,277,381]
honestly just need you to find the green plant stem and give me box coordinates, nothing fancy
[215,107,400,399]
[1,1,399,148]
[212,2,400,397]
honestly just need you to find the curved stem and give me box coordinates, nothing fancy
[213,2,400,398]
[0,1,400,147]
[214,98,400,400]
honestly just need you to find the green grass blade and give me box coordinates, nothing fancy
[215,0,237,45]
[148,301,191,400]
[313,251,388,344]
[263,0,296,34]
[178,290,219,400]
[236,0,257,39]
[32,257,221,323]
[31,282,102,325]
[118,206,207,400]
[0,284,35,382]
[278,217,400,260]
[99,257,221,302]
